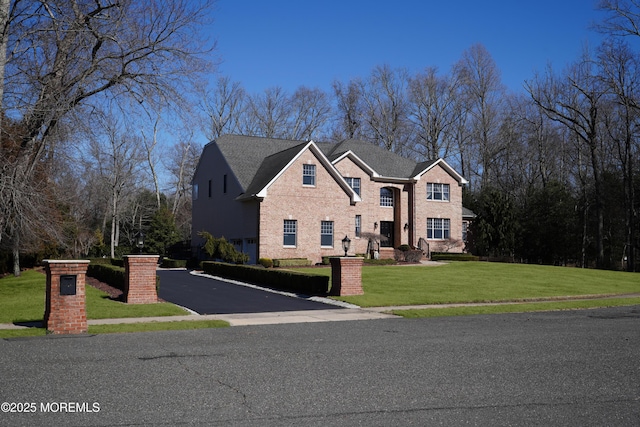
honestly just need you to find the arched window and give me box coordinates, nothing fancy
[380,187,394,207]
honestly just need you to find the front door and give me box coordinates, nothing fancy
[380,221,394,247]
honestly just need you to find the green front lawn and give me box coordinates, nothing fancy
[0,270,230,338]
[0,270,189,324]
[292,262,640,307]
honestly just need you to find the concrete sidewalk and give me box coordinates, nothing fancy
[0,308,397,330]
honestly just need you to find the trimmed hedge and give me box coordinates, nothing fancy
[431,252,479,262]
[87,262,161,293]
[87,263,126,291]
[363,258,396,265]
[272,258,312,267]
[161,258,187,268]
[202,261,329,295]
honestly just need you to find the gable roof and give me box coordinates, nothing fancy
[412,158,469,184]
[211,135,303,191]
[202,135,467,201]
[322,139,419,179]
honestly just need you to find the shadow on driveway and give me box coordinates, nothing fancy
[157,270,340,315]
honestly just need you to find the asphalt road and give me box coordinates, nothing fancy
[2,306,639,426]
[157,270,338,314]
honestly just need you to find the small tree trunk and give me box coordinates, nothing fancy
[12,245,20,277]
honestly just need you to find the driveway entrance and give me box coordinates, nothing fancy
[157,270,340,315]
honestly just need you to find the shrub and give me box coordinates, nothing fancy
[363,258,396,265]
[198,231,249,264]
[201,261,328,295]
[87,263,126,291]
[87,257,111,265]
[87,262,161,293]
[258,258,273,268]
[161,258,187,268]
[110,258,124,267]
[404,249,424,263]
[431,252,479,261]
[272,258,311,267]
[398,244,411,252]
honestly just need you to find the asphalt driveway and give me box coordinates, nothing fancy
[157,269,340,314]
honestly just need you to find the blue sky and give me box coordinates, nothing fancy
[207,1,604,95]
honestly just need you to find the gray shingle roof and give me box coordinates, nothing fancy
[207,135,455,198]
[214,135,303,191]
[324,139,420,178]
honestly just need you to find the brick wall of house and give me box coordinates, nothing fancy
[191,142,258,253]
[415,165,465,253]
[333,156,410,255]
[259,150,356,264]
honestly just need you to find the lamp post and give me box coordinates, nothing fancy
[136,231,145,254]
[342,235,351,257]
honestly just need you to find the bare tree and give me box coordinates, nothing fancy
[453,44,507,188]
[598,38,640,271]
[596,0,640,37]
[287,86,331,141]
[526,51,608,268]
[244,86,291,138]
[88,114,144,258]
[331,78,364,141]
[408,67,461,161]
[359,65,414,154]
[199,75,246,140]
[0,0,214,271]
[166,134,201,239]
[141,115,162,209]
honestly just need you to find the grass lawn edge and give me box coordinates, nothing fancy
[0,319,230,338]
[391,297,640,318]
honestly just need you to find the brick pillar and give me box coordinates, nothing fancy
[329,257,364,296]
[123,255,159,304]
[44,260,90,334]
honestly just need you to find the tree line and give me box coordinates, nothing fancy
[0,0,638,274]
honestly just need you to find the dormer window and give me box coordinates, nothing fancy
[303,164,316,186]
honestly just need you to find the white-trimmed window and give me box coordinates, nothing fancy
[344,177,361,196]
[427,183,450,201]
[321,221,334,247]
[380,188,394,207]
[427,218,450,240]
[355,215,361,237]
[283,220,297,246]
[303,164,316,186]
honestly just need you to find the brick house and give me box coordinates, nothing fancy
[192,135,468,264]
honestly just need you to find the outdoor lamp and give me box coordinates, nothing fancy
[136,231,145,253]
[342,235,351,257]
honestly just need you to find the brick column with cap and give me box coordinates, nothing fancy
[329,257,364,296]
[123,255,159,304]
[44,260,90,334]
